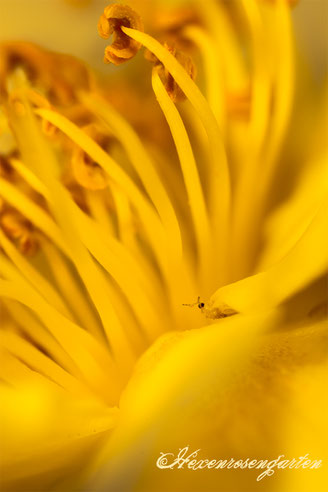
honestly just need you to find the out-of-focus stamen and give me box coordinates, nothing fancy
[71,124,109,190]
[0,210,38,256]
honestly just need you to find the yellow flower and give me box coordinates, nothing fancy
[0,1,327,492]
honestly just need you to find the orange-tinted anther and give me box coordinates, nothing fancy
[98,4,144,65]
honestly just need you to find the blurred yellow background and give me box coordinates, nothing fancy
[0,0,326,79]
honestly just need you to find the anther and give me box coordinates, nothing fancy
[0,42,92,106]
[71,124,110,191]
[98,4,144,65]
[0,210,39,256]
[146,42,196,103]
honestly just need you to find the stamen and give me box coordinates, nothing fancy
[0,229,71,319]
[106,186,134,245]
[226,88,251,120]
[0,43,92,106]
[0,279,120,404]
[100,184,167,313]
[25,88,57,137]
[182,25,225,128]
[3,299,81,377]
[120,27,225,155]
[259,0,295,193]
[40,237,105,339]
[7,95,136,371]
[8,87,57,137]
[0,330,91,397]
[64,180,89,212]
[238,0,271,158]
[98,4,144,65]
[232,0,295,278]
[0,109,16,156]
[0,347,50,387]
[146,42,196,103]
[0,177,68,254]
[9,157,48,197]
[1,181,97,348]
[3,155,167,341]
[73,208,168,340]
[0,210,38,256]
[86,189,116,237]
[35,108,170,275]
[193,0,249,98]
[80,91,182,260]
[152,70,211,287]
[121,26,231,281]
[71,124,109,190]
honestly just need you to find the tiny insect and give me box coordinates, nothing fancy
[182,296,237,320]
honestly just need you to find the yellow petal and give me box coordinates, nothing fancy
[211,201,328,314]
[87,315,327,492]
[0,372,118,491]
[87,310,276,490]
[259,151,328,268]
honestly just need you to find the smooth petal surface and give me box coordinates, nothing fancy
[210,201,328,315]
[0,359,118,491]
[87,311,327,492]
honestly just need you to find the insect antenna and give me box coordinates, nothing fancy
[182,296,201,307]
